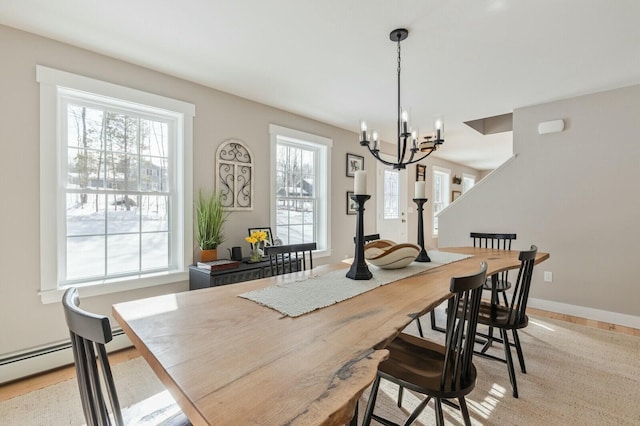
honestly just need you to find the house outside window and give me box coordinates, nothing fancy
[37,66,194,303]
[432,166,451,236]
[269,125,331,257]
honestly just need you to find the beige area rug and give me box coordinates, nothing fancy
[2,311,639,425]
[358,308,640,425]
[0,357,184,425]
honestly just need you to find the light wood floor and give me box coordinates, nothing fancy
[0,346,140,402]
[1,308,638,403]
[527,307,640,337]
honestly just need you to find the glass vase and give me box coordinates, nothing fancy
[250,245,262,262]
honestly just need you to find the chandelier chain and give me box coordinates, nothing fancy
[397,39,401,78]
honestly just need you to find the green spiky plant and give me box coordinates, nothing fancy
[195,189,227,250]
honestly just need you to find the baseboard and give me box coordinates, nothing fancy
[0,330,132,384]
[527,297,640,330]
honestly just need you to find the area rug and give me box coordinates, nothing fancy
[2,312,639,425]
[357,309,640,425]
[0,357,183,425]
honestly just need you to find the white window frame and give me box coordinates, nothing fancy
[269,124,331,258]
[432,165,451,237]
[37,66,195,304]
[462,173,476,193]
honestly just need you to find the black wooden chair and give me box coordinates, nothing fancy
[264,242,317,276]
[474,245,537,398]
[62,288,189,426]
[471,232,517,304]
[426,233,517,335]
[363,262,487,426]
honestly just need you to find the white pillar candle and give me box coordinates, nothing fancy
[354,170,367,195]
[415,181,426,199]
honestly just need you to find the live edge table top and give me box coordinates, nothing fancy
[112,247,549,426]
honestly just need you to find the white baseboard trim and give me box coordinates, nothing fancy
[0,331,132,384]
[528,297,640,329]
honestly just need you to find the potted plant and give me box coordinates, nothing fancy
[195,189,227,262]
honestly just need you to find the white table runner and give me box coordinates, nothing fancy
[238,250,472,317]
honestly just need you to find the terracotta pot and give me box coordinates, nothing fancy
[200,248,218,262]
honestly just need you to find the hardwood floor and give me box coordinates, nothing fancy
[0,347,139,402]
[1,310,638,403]
[527,307,640,337]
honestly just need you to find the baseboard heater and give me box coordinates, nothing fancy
[0,329,132,384]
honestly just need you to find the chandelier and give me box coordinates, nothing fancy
[359,28,444,170]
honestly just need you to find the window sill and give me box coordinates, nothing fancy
[39,270,188,304]
[314,249,331,259]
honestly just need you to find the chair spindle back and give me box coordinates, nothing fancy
[507,245,538,324]
[264,242,317,276]
[62,288,123,426]
[442,262,487,390]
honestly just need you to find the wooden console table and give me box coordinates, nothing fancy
[189,257,302,289]
[189,258,273,289]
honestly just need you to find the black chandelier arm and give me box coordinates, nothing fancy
[405,144,417,164]
[361,139,442,169]
[404,150,435,167]
[360,141,396,167]
[399,138,408,165]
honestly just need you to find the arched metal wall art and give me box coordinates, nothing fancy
[216,139,253,210]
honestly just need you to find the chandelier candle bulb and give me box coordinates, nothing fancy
[354,170,367,195]
[360,121,368,142]
[415,181,426,199]
[434,117,444,140]
[401,110,408,133]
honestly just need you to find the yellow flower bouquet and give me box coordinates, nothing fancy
[245,230,269,262]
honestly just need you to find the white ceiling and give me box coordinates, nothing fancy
[2,0,639,170]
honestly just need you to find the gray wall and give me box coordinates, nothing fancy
[0,24,375,356]
[439,84,640,326]
[408,158,481,250]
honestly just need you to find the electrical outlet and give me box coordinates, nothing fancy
[544,271,553,282]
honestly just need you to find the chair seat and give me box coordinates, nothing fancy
[378,333,477,399]
[477,302,529,330]
[482,278,511,292]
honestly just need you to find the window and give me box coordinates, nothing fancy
[269,125,331,257]
[432,166,450,236]
[37,66,195,303]
[462,174,476,193]
[383,169,400,220]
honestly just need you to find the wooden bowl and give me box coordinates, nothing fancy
[364,240,420,269]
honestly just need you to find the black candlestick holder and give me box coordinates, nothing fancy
[347,194,373,280]
[413,198,431,262]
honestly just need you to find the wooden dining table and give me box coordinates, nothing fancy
[112,247,549,425]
